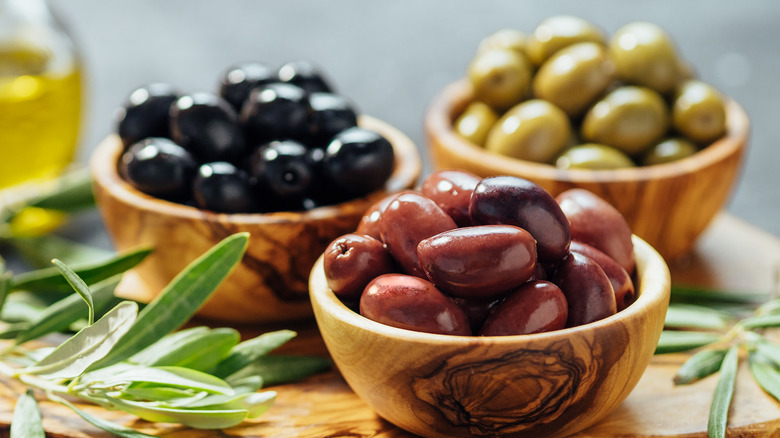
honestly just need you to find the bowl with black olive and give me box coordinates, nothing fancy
[309,172,670,438]
[91,61,421,323]
[424,17,749,260]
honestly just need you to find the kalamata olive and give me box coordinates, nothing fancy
[323,234,395,301]
[355,190,416,240]
[360,274,472,336]
[470,176,571,264]
[417,225,537,299]
[421,170,480,227]
[379,193,457,278]
[570,241,635,311]
[451,296,503,334]
[552,252,616,327]
[480,281,568,336]
[529,263,547,282]
[556,188,635,274]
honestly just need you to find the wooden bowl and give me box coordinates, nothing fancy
[310,235,670,438]
[425,79,749,260]
[91,116,421,324]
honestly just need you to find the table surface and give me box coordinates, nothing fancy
[0,213,778,437]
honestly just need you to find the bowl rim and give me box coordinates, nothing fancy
[310,234,671,345]
[425,79,749,183]
[91,115,422,225]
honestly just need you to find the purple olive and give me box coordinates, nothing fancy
[360,274,472,335]
[355,190,416,240]
[417,225,537,299]
[480,281,568,336]
[470,176,571,264]
[421,170,481,227]
[323,234,395,300]
[570,241,635,311]
[552,252,616,327]
[451,296,503,334]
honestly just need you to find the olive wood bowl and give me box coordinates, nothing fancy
[91,115,421,324]
[425,79,749,260]
[309,235,670,438]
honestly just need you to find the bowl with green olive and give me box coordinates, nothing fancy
[425,17,749,260]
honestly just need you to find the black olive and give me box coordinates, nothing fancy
[239,83,311,145]
[115,83,179,148]
[119,137,197,202]
[307,92,358,147]
[277,60,333,93]
[218,62,276,112]
[193,162,258,213]
[249,140,314,210]
[170,92,246,163]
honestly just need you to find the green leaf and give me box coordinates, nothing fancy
[226,355,332,386]
[664,304,731,330]
[89,366,234,396]
[10,247,152,293]
[48,392,161,438]
[673,348,728,385]
[756,299,780,315]
[52,259,94,325]
[740,314,780,329]
[144,328,239,372]
[15,278,118,345]
[27,167,96,213]
[9,234,112,268]
[671,284,768,304]
[754,339,780,366]
[748,351,780,402]
[128,327,210,365]
[212,329,296,378]
[708,345,739,438]
[0,322,30,339]
[89,233,249,370]
[96,396,249,429]
[10,389,45,438]
[23,301,138,379]
[654,330,722,355]
[0,258,10,315]
[183,390,276,418]
[120,386,203,403]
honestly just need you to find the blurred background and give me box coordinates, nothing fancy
[48,0,780,239]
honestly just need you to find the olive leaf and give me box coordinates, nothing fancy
[85,366,235,396]
[754,338,780,365]
[144,328,240,372]
[740,314,780,329]
[48,392,161,438]
[654,330,722,355]
[212,329,296,378]
[183,390,276,418]
[664,304,732,330]
[748,351,780,402]
[128,327,210,365]
[9,234,113,268]
[25,168,95,213]
[52,259,94,325]
[671,284,768,305]
[673,348,728,385]
[226,355,332,387]
[10,389,45,438]
[93,396,250,430]
[708,345,739,438]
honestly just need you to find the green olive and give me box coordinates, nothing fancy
[532,42,615,117]
[672,80,727,144]
[556,143,636,170]
[454,101,499,146]
[608,22,681,94]
[468,48,532,111]
[477,29,528,56]
[526,15,606,67]
[581,86,670,156]
[485,99,572,163]
[642,137,699,165]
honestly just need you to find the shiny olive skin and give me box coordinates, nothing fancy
[323,127,395,197]
[379,193,457,278]
[555,143,636,170]
[468,48,533,110]
[532,42,616,117]
[119,137,197,202]
[552,252,616,327]
[556,188,635,274]
[360,274,472,336]
[609,22,680,94]
[417,225,537,299]
[581,86,670,156]
[249,140,313,208]
[240,82,311,145]
[193,162,258,213]
[470,176,571,264]
[451,296,502,334]
[480,281,568,336]
[477,29,528,56]
[485,99,572,163]
[421,170,480,227]
[355,190,416,240]
[672,80,727,144]
[454,101,498,146]
[642,137,698,166]
[170,92,246,163]
[570,241,635,311]
[324,234,395,301]
[218,62,276,111]
[277,60,334,94]
[526,15,606,67]
[116,83,179,148]
[307,92,359,147]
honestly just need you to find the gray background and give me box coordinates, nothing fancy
[53,0,779,239]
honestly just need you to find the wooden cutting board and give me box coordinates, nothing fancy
[0,214,778,437]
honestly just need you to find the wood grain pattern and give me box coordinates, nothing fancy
[424,80,749,261]
[90,115,421,324]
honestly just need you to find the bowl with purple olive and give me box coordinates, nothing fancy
[91,60,421,323]
[309,171,670,438]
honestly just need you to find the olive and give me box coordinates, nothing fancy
[355,190,416,240]
[485,99,572,163]
[526,15,606,67]
[532,42,615,117]
[360,274,472,336]
[480,281,568,336]
[555,143,636,170]
[307,92,359,147]
[570,241,635,311]
[379,193,457,278]
[115,83,179,148]
[322,127,395,197]
[468,48,533,111]
[556,188,635,274]
[642,137,698,166]
[170,92,246,163]
[249,140,313,208]
[239,82,311,145]
[417,225,537,299]
[609,22,681,94]
[277,60,333,94]
[453,101,498,146]
[581,86,669,156]
[218,62,276,112]
[420,170,480,227]
[119,137,197,202]
[451,296,502,334]
[552,252,616,327]
[529,263,548,282]
[672,80,727,144]
[470,176,571,264]
[323,234,395,301]
[477,29,528,56]
[192,162,258,213]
